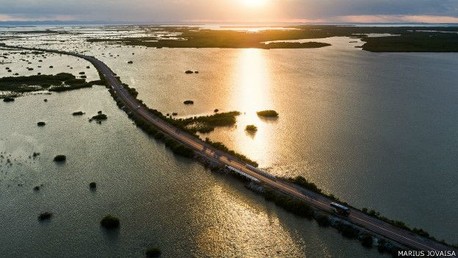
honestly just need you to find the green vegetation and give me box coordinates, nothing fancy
[0,73,94,93]
[263,186,314,219]
[245,125,258,133]
[163,136,195,158]
[125,102,253,163]
[314,212,331,227]
[287,176,322,194]
[100,215,120,229]
[3,97,15,102]
[360,233,374,248]
[183,100,194,105]
[126,86,138,97]
[124,109,195,159]
[286,176,456,248]
[37,122,46,127]
[89,182,97,190]
[10,30,60,34]
[205,138,258,167]
[88,80,105,86]
[38,212,53,221]
[361,32,458,52]
[253,182,406,254]
[257,110,279,118]
[145,247,162,257]
[285,176,345,209]
[337,223,360,239]
[90,113,108,122]
[359,207,454,245]
[87,26,458,52]
[265,42,331,48]
[53,155,66,162]
[170,111,240,133]
[72,111,85,116]
[89,28,332,49]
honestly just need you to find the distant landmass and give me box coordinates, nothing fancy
[0,20,125,27]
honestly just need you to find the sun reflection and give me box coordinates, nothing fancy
[235,48,271,118]
[230,48,274,165]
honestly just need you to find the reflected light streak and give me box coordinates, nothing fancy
[236,48,271,119]
[231,49,274,164]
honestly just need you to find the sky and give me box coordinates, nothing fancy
[0,0,458,24]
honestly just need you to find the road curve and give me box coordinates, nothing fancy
[4,44,456,253]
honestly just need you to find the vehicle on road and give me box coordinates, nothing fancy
[331,202,350,216]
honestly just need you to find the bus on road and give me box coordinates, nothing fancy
[331,202,350,216]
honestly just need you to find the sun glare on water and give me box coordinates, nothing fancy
[242,0,268,7]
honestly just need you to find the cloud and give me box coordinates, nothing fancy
[281,0,458,19]
[0,0,457,23]
[332,15,458,24]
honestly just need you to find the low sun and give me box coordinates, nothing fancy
[242,0,268,7]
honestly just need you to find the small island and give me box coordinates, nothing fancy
[256,110,279,118]
[100,215,120,229]
[3,97,15,102]
[90,111,108,123]
[87,26,458,52]
[53,155,66,162]
[88,28,332,50]
[264,42,331,49]
[245,125,258,133]
[145,247,162,257]
[91,114,108,121]
[38,212,53,221]
[72,111,85,116]
[171,111,240,133]
[0,73,96,97]
[89,182,97,190]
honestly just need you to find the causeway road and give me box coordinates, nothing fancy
[4,44,456,254]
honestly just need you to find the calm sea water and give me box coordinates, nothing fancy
[99,36,457,242]
[1,27,457,257]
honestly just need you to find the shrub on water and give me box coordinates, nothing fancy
[100,215,120,229]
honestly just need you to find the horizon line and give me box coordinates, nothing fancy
[1,20,458,26]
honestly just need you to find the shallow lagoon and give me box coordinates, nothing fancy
[1,26,457,256]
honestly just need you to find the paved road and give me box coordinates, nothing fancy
[5,45,456,253]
